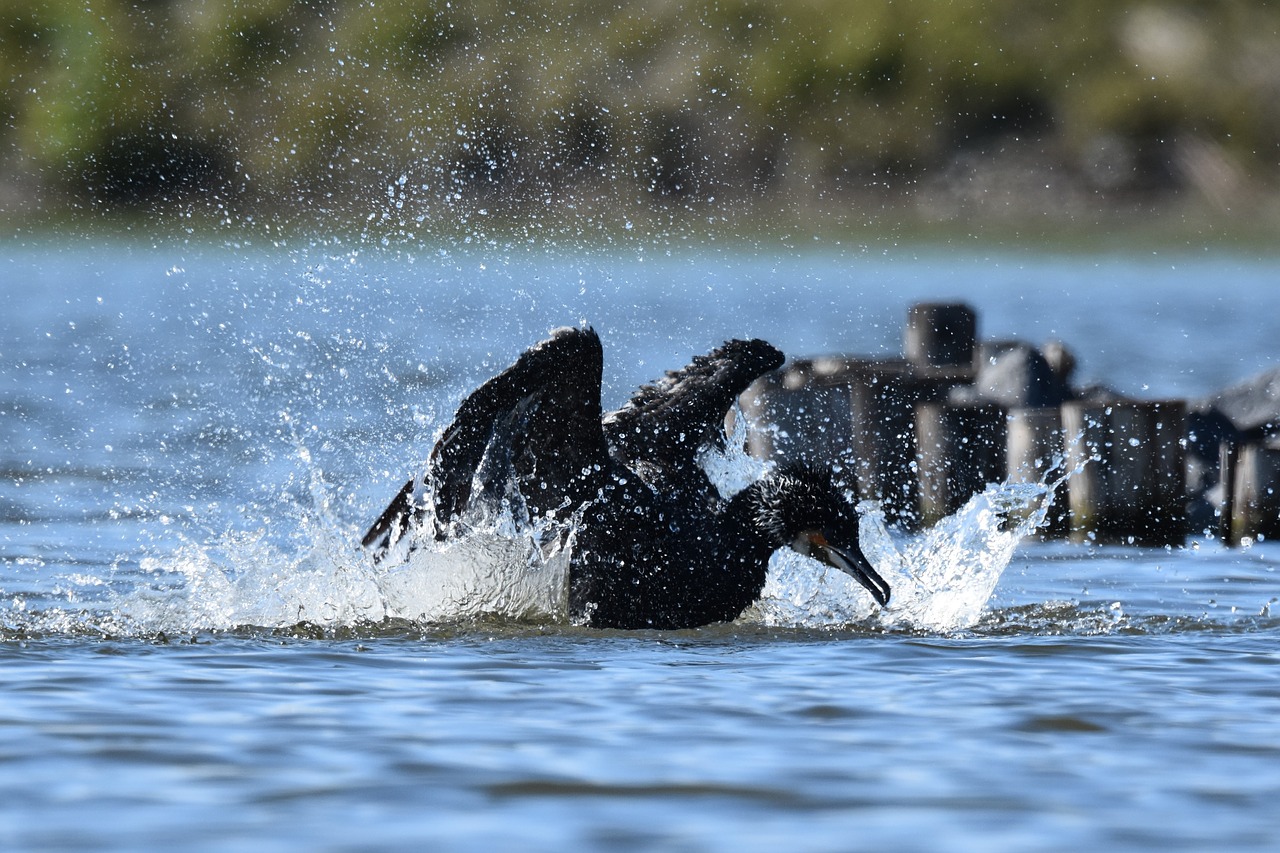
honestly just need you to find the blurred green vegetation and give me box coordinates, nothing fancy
[2,0,1279,233]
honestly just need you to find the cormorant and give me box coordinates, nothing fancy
[362,327,890,629]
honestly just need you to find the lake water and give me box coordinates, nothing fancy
[3,234,1280,851]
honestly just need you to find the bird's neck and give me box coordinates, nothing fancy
[723,477,788,566]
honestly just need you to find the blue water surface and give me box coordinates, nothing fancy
[2,234,1280,851]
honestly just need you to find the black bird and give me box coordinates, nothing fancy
[362,327,890,629]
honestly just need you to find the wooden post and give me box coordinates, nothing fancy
[740,357,969,528]
[742,303,982,528]
[1006,407,1069,537]
[1219,440,1237,544]
[1061,400,1187,546]
[905,302,978,370]
[847,360,969,527]
[738,357,858,469]
[1229,442,1280,545]
[915,402,1008,526]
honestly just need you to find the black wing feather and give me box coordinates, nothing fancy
[603,338,783,479]
[362,326,609,556]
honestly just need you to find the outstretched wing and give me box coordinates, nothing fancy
[362,327,609,556]
[603,338,783,483]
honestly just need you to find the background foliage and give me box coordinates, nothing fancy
[3,0,1278,232]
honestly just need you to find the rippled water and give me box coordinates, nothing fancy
[3,237,1280,851]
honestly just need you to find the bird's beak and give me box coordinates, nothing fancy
[807,532,891,607]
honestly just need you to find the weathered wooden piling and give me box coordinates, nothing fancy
[1224,441,1280,545]
[741,357,971,525]
[741,301,980,527]
[1005,407,1070,537]
[847,360,974,525]
[866,301,980,524]
[1061,400,1187,546]
[739,300,1280,546]
[905,302,978,370]
[915,402,1007,525]
[1218,440,1237,544]
[739,357,860,468]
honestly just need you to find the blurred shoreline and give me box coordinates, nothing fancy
[4,1,1280,245]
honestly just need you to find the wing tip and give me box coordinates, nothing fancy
[718,338,785,374]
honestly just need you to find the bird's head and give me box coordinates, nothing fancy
[752,465,891,607]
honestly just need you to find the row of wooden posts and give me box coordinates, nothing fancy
[739,304,1280,547]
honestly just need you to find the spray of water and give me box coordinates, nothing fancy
[103,462,574,635]
[745,476,1063,631]
[6,422,1071,637]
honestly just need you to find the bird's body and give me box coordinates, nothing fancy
[363,327,889,629]
[565,474,768,629]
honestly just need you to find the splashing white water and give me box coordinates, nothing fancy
[11,432,1063,636]
[122,528,389,633]
[744,481,1057,632]
[699,404,772,500]
[375,524,570,624]
[115,506,571,634]
[876,480,1058,631]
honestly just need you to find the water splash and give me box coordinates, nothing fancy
[878,480,1058,632]
[750,475,1064,632]
[374,523,570,625]
[121,527,388,634]
[135,487,1039,636]
[109,482,570,635]
[710,419,1069,632]
[6,440,1065,637]
[698,403,771,500]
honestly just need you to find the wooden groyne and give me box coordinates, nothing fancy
[740,303,1280,547]
[1061,400,1186,546]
